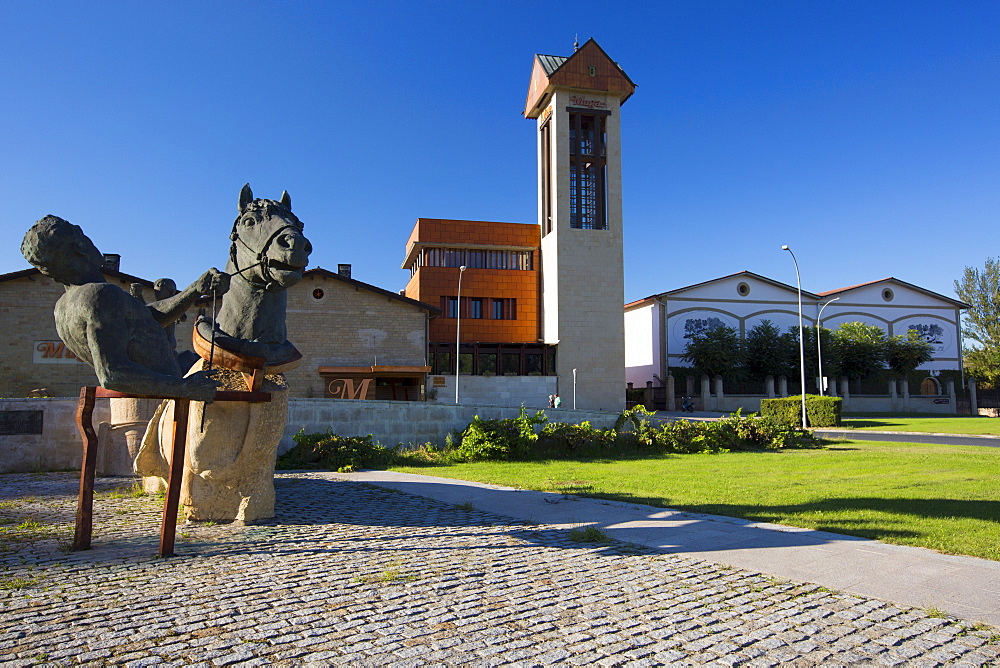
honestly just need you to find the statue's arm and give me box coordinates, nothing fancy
[148,269,230,326]
[87,321,220,402]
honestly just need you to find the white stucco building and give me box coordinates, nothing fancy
[624,271,968,387]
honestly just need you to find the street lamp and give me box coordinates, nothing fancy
[816,297,840,396]
[455,265,467,404]
[781,245,808,428]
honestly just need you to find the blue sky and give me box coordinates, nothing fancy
[3,0,997,304]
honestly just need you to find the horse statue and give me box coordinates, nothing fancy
[136,184,311,523]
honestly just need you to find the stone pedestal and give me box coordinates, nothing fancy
[136,363,288,524]
[96,398,161,476]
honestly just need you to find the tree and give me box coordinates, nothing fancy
[681,325,744,378]
[792,325,835,391]
[830,321,886,380]
[743,320,796,379]
[954,258,1000,383]
[884,329,934,377]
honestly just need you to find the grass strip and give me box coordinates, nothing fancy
[391,439,1000,561]
[840,416,1000,436]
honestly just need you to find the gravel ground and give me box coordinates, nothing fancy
[1,471,998,666]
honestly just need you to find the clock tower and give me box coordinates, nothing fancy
[524,39,635,410]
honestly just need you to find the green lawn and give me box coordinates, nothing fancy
[391,439,1000,561]
[840,416,1000,435]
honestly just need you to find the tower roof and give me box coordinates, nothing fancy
[524,38,636,118]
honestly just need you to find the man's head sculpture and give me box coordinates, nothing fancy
[230,183,311,290]
[21,215,105,286]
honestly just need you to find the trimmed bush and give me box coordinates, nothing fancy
[761,395,842,428]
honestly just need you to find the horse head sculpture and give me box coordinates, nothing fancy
[195,183,312,367]
[228,184,311,291]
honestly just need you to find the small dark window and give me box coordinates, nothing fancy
[737,282,751,297]
[0,410,43,435]
[882,288,894,302]
[312,288,324,300]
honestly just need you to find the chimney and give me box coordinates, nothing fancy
[338,264,352,279]
[101,254,121,272]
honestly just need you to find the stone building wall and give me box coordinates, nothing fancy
[283,270,433,398]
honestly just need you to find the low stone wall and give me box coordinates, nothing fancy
[2,396,626,473]
[709,394,957,415]
[0,397,110,473]
[282,399,621,453]
[0,390,968,474]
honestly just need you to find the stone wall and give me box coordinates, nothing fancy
[282,399,627,452]
[278,271,432,399]
[426,375,557,409]
[0,397,110,473]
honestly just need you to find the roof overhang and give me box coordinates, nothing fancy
[401,241,536,270]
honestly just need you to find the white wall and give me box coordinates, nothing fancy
[624,302,658,386]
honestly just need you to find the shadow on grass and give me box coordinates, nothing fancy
[588,492,1000,527]
[842,420,901,429]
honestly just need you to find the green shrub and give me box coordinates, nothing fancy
[712,410,820,449]
[455,406,548,461]
[760,395,842,428]
[653,418,726,453]
[276,430,396,472]
[539,421,606,453]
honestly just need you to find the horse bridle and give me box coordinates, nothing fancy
[229,210,303,288]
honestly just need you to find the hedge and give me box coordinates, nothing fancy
[760,395,842,428]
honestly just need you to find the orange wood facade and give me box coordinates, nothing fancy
[402,219,541,344]
[524,39,636,118]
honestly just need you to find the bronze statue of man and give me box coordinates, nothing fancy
[21,215,229,401]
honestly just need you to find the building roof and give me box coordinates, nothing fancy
[0,266,155,288]
[624,270,822,308]
[536,54,568,76]
[524,38,636,118]
[625,272,969,310]
[818,277,969,309]
[1,265,442,314]
[304,267,441,314]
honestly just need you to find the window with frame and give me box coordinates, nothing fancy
[417,248,532,270]
[568,111,608,230]
[491,298,516,320]
[442,296,516,320]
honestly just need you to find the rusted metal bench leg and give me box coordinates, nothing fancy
[159,399,190,557]
[73,386,98,550]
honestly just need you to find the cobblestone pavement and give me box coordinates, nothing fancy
[1,472,998,666]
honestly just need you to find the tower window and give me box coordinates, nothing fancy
[541,119,553,236]
[568,111,608,230]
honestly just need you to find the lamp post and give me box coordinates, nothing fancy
[781,245,808,428]
[455,265,467,404]
[816,297,839,396]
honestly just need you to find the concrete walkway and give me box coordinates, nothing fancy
[333,470,1000,627]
